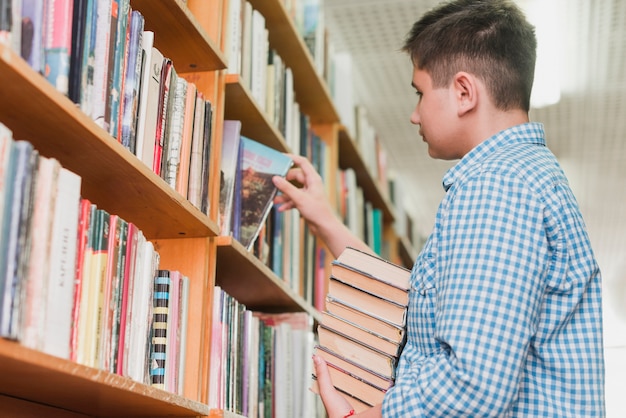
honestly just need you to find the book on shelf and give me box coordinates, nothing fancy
[67,0,89,104]
[20,156,61,351]
[90,0,114,129]
[115,221,139,375]
[161,74,187,189]
[153,57,173,176]
[150,269,170,389]
[138,45,165,170]
[0,0,12,45]
[219,119,242,236]
[107,0,131,138]
[199,100,213,215]
[78,0,97,118]
[316,324,397,381]
[124,235,158,384]
[119,10,144,152]
[174,80,197,199]
[107,217,128,372]
[133,29,154,161]
[236,136,293,250]
[0,139,36,339]
[43,0,74,95]
[70,199,95,362]
[42,166,82,359]
[20,0,45,74]
[186,93,205,209]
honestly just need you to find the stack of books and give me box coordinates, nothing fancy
[312,246,411,412]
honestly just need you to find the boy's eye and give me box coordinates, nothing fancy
[415,91,423,100]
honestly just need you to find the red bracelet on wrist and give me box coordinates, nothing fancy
[343,409,355,418]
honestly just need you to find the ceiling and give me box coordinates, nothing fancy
[322,0,626,344]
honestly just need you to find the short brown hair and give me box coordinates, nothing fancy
[403,0,537,111]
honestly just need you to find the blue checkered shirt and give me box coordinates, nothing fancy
[382,123,605,416]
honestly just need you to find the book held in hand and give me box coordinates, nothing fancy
[314,246,411,411]
[236,136,293,250]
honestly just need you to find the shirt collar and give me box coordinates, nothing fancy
[442,122,546,191]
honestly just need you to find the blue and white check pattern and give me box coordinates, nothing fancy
[382,123,605,417]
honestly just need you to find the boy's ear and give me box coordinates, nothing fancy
[453,72,478,116]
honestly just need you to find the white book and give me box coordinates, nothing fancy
[125,237,158,384]
[240,1,253,88]
[177,275,190,395]
[42,167,82,359]
[249,10,267,110]
[139,46,164,171]
[134,30,155,162]
[225,0,242,74]
[162,76,187,188]
[21,156,60,351]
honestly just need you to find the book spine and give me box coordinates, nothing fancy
[43,0,73,95]
[150,269,170,389]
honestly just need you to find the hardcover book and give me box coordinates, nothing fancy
[43,166,82,359]
[334,246,411,293]
[236,136,293,250]
[313,344,394,391]
[316,324,397,380]
[327,277,407,328]
[43,0,74,95]
[219,120,242,236]
[320,310,403,357]
[330,261,410,306]
[150,269,170,389]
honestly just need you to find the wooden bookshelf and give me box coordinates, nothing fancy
[0,341,209,417]
[215,236,323,322]
[0,44,218,240]
[0,1,224,416]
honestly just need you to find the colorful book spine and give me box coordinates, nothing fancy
[43,0,74,95]
[150,269,170,389]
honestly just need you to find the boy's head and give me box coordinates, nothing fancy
[402,0,537,112]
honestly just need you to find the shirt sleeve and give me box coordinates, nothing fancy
[383,171,551,416]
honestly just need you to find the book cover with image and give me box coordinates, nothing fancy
[236,137,293,250]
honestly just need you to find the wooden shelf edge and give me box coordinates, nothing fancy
[0,45,219,239]
[0,340,209,417]
[338,127,396,223]
[131,0,227,73]
[214,236,321,321]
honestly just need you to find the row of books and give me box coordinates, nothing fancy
[208,286,316,418]
[312,246,411,412]
[3,0,213,214]
[0,125,189,394]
